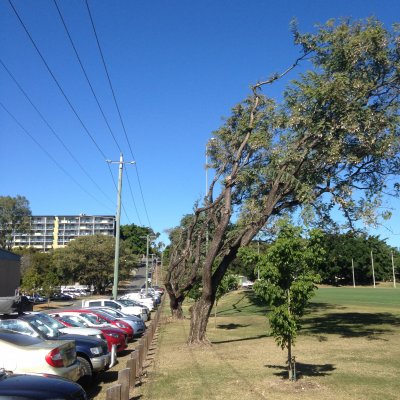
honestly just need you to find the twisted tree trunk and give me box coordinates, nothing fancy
[187,295,215,344]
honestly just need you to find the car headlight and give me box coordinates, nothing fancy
[106,332,120,338]
[90,346,103,355]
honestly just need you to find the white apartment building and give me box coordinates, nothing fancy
[12,214,115,252]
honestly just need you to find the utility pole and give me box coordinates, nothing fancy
[392,252,396,288]
[142,234,156,295]
[371,250,376,288]
[107,154,135,300]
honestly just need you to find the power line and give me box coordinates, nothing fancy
[53,0,138,225]
[0,58,116,208]
[53,0,122,155]
[85,0,152,228]
[124,167,142,226]
[7,0,109,162]
[0,101,113,212]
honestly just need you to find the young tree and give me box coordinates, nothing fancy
[0,195,31,250]
[166,18,400,345]
[252,223,323,380]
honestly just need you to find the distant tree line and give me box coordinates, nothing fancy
[14,223,158,296]
[233,231,399,287]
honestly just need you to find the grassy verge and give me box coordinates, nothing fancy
[139,287,400,400]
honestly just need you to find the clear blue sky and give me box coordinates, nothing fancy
[1,0,400,247]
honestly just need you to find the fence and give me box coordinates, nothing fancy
[105,298,164,400]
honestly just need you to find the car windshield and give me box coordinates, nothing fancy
[83,313,110,325]
[0,329,44,346]
[60,315,87,328]
[24,314,63,338]
[100,308,122,317]
[34,313,65,330]
[118,299,138,307]
[91,311,117,322]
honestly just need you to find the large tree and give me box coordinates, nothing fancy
[0,195,31,250]
[52,235,134,294]
[120,224,158,255]
[317,232,399,285]
[166,18,400,345]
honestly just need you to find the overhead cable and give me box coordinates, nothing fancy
[0,101,113,212]
[85,0,152,228]
[0,58,115,208]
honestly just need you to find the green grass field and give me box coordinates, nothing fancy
[138,286,400,400]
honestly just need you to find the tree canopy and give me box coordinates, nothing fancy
[52,235,135,294]
[317,232,399,285]
[120,224,158,256]
[0,195,31,250]
[166,18,400,345]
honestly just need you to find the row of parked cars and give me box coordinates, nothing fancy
[0,287,164,399]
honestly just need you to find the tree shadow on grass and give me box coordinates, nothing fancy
[306,301,347,313]
[265,362,335,378]
[302,312,400,339]
[212,333,269,345]
[216,323,250,330]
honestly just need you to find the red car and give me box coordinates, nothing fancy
[51,312,128,354]
[65,309,134,340]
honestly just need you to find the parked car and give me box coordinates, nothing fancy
[50,293,74,301]
[82,299,149,321]
[140,288,161,305]
[118,293,155,311]
[51,312,128,354]
[24,312,105,340]
[0,329,82,382]
[151,285,165,296]
[25,294,47,304]
[66,309,134,340]
[0,314,110,382]
[241,280,254,289]
[89,307,146,337]
[0,369,87,400]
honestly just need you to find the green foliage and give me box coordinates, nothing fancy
[0,195,31,250]
[254,223,322,351]
[120,224,158,255]
[52,235,134,294]
[167,18,400,343]
[216,274,240,304]
[317,232,399,285]
[17,248,56,294]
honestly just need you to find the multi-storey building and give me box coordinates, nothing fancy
[12,214,115,252]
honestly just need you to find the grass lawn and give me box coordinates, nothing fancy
[138,286,400,400]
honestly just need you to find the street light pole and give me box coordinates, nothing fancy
[107,154,135,300]
[143,234,156,295]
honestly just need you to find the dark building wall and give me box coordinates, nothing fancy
[0,250,21,296]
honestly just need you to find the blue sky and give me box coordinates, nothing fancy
[1,0,400,247]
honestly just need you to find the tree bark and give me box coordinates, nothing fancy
[187,295,215,344]
[169,293,184,319]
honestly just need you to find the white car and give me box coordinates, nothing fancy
[82,299,148,321]
[0,329,82,382]
[25,311,105,340]
[118,293,155,311]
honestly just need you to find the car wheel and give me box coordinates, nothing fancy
[78,356,93,383]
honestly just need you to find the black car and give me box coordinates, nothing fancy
[0,370,87,399]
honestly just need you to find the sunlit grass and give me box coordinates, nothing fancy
[138,287,400,400]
